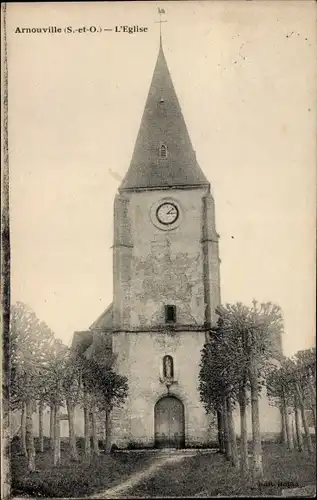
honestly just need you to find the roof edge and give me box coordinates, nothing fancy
[119,182,210,194]
[89,302,113,330]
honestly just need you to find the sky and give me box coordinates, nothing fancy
[7,1,316,356]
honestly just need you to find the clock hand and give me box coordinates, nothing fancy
[166,209,175,215]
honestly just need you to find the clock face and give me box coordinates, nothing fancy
[156,202,179,225]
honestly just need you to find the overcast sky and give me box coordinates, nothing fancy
[7,1,316,356]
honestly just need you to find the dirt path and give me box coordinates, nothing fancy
[89,451,197,499]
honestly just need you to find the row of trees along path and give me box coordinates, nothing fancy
[199,301,316,480]
[10,301,128,472]
[266,348,316,453]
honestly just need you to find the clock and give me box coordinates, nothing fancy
[150,198,183,230]
[156,202,179,225]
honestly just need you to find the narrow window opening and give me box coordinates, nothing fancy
[165,305,176,323]
[159,144,167,158]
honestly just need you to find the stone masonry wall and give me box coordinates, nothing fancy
[112,330,213,447]
[114,188,212,330]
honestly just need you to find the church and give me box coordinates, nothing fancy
[72,37,281,448]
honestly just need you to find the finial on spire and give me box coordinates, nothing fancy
[155,7,167,48]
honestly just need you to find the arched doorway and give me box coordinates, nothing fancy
[154,396,185,449]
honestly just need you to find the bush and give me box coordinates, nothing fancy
[185,441,218,449]
[75,437,85,450]
[126,440,146,450]
[11,436,22,455]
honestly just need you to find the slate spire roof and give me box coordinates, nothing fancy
[119,40,209,191]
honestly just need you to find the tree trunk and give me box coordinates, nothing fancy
[227,397,239,468]
[91,408,100,455]
[222,397,231,461]
[66,400,78,460]
[291,418,296,447]
[280,404,287,446]
[282,392,294,451]
[249,369,263,479]
[239,384,249,474]
[104,408,112,453]
[307,375,316,434]
[307,370,316,402]
[310,403,316,435]
[50,404,55,450]
[285,411,294,450]
[53,403,61,466]
[294,404,303,452]
[295,382,313,453]
[217,409,225,453]
[38,400,44,452]
[25,398,36,472]
[84,407,91,457]
[21,403,27,456]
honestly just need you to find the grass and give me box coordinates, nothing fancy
[11,438,156,498]
[11,439,316,498]
[125,443,316,498]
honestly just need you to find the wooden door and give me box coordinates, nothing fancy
[154,396,185,448]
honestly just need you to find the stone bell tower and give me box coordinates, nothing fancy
[108,38,221,448]
[72,34,283,448]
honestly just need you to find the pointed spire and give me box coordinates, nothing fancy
[119,41,209,191]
